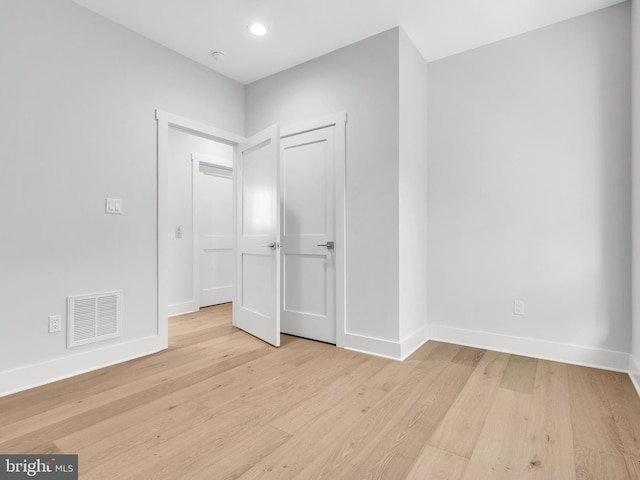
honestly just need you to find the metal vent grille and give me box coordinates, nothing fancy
[68,291,121,348]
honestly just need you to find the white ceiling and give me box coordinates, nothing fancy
[72,0,626,85]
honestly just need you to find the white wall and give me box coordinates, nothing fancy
[245,29,402,349]
[428,3,632,370]
[398,29,430,355]
[167,129,233,316]
[0,0,244,395]
[632,0,640,390]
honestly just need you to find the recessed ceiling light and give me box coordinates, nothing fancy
[248,23,267,36]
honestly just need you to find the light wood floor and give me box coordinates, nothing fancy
[1,304,640,479]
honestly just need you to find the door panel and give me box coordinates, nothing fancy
[242,144,275,236]
[234,125,280,347]
[280,127,336,344]
[241,253,274,317]
[283,140,327,236]
[200,247,233,306]
[283,253,327,316]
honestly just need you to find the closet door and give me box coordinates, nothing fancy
[280,126,336,344]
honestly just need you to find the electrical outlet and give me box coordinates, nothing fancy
[514,300,525,316]
[49,315,62,333]
[175,225,183,239]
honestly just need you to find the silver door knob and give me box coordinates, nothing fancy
[317,241,334,250]
[262,242,277,250]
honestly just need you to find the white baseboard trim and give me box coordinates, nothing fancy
[168,301,197,317]
[630,354,640,397]
[344,332,402,361]
[344,325,430,361]
[400,324,430,360]
[0,335,163,398]
[429,324,630,372]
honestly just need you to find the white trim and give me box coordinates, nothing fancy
[344,324,430,361]
[400,324,430,360]
[429,323,630,372]
[281,112,347,138]
[344,332,402,361]
[191,152,233,170]
[157,113,169,348]
[232,146,239,332]
[156,109,244,350]
[333,113,347,348]
[0,336,161,398]
[192,158,201,311]
[168,301,197,317]
[156,110,244,144]
[630,354,640,397]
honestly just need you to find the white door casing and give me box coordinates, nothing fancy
[192,154,233,308]
[280,126,336,344]
[233,125,281,347]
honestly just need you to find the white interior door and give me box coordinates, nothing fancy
[195,163,233,307]
[280,126,336,344]
[233,125,281,347]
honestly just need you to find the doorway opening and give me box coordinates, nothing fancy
[156,110,243,350]
[166,125,234,317]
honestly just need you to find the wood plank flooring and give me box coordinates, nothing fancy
[1,303,639,479]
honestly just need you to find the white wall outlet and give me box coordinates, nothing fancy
[175,225,183,239]
[105,198,123,214]
[49,315,62,333]
[514,300,525,316]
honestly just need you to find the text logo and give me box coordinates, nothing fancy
[0,455,77,480]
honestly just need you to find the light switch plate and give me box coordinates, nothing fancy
[106,198,122,214]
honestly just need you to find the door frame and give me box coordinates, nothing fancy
[191,153,234,310]
[156,109,346,349]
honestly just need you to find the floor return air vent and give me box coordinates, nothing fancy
[67,291,122,348]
